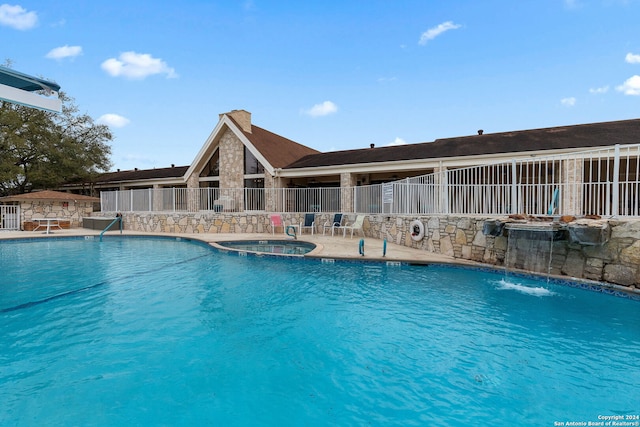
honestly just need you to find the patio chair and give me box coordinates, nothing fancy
[270,214,284,234]
[300,213,316,235]
[343,215,365,239]
[322,213,343,236]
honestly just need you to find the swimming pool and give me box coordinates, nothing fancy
[215,239,316,255]
[1,236,639,426]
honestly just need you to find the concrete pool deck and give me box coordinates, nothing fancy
[0,228,471,266]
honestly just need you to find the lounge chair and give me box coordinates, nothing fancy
[322,213,343,236]
[343,215,365,238]
[300,213,316,235]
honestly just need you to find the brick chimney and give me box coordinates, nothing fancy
[220,109,252,133]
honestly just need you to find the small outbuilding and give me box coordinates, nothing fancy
[0,190,100,230]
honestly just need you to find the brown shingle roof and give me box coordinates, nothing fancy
[0,190,99,202]
[95,165,189,183]
[227,117,320,168]
[286,118,640,169]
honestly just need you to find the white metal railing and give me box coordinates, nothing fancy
[99,144,640,218]
[275,187,341,213]
[0,205,20,230]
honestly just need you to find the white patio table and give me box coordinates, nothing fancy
[32,218,63,234]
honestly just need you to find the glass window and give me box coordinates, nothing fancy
[244,178,264,189]
[244,147,264,175]
[200,150,220,177]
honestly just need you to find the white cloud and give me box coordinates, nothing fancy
[0,4,37,30]
[97,113,130,128]
[303,101,338,117]
[377,76,398,83]
[388,137,407,146]
[101,51,178,80]
[561,97,576,107]
[625,52,640,64]
[419,21,461,45]
[45,45,82,60]
[589,85,609,94]
[564,0,581,9]
[616,75,640,95]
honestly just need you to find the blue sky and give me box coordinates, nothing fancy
[2,1,640,171]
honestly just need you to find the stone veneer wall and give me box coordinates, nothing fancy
[100,212,640,288]
[21,200,95,228]
[104,211,307,234]
[218,129,245,194]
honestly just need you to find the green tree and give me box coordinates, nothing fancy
[0,91,112,196]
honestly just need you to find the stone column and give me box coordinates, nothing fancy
[264,173,280,212]
[340,172,356,213]
[434,165,448,214]
[152,184,163,211]
[218,128,245,211]
[185,174,200,212]
[561,157,583,216]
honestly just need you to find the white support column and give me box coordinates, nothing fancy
[612,144,620,218]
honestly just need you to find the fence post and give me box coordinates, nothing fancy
[404,180,410,214]
[511,159,518,214]
[612,144,620,218]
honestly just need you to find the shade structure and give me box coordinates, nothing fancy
[0,66,62,112]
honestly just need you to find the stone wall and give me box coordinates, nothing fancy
[363,214,640,288]
[105,212,314,234]
[21,200,95,228]
[99,211,640,288]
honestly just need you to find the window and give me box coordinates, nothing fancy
[244,147,264,175]
[201,150,220,177]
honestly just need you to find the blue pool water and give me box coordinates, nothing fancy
[1,237,639,426]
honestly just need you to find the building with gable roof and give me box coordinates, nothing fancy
[64,109,640,216]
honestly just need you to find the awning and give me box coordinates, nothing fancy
[0,65,62,112]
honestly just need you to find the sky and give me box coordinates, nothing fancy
[2,0,640,172]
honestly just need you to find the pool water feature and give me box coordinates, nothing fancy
[216,239,316,255]
[1,237,639,426]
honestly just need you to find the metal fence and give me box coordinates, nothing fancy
[100,144,640,218]
[0,205,20,230]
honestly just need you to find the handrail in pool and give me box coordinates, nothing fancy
[285,225,297,240]
[99,215,122,241]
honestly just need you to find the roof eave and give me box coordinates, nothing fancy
[96,176,185,187]
[278,146,615,177]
